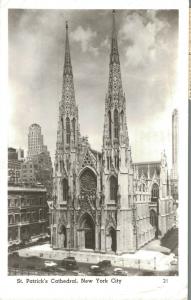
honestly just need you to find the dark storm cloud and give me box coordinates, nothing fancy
[9,9,178,164]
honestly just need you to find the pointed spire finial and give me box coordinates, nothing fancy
[110,9,119,64]
[63,20,72,76]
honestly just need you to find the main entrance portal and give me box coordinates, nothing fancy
[79,214,95,250]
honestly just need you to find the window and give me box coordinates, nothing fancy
[72,118,76,144]
[120,110,124,130]
[110,176,118,201]
[114,154,119,169]
[107,156,110,170]
[21,214,26,223]
[63,178,69,201]
[39,197,43,206]
[114,109,119,139]
[66,117,70,144]
[27,213,30,222]
[151,183,159,202]
[108,111,112,140]
[15,214,20,224]
[8,215,14,225]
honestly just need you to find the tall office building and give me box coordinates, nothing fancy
[27,124,45,159]
[171,109,178,201]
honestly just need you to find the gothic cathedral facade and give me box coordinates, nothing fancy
[51,11,175,254]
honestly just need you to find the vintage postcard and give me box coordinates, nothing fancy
[0,0,188,299]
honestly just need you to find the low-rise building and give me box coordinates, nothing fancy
[8,185,47,246]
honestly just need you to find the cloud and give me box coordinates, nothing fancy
[119,11,170,68]
[70,25,98,56]
[100,36,110,50]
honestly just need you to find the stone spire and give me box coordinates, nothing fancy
[56,21,80,155]
[102,10,130,175]
[103,10,129,150]
[63,21,72,76]
[61,21,76,111]
[110,10,119,64]
[108,9,123,101]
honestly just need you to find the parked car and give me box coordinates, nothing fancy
[113,268,128,276]
[61,257,78,270]
[89,265,102,275]
[97,260,111,269]
[44,260,57,267]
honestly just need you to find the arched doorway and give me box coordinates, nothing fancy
[109,227,117,252]
[150,209,158,238]
[150,210,157,227]
[58,224,67,248]
[80,214,95,250]
[106,227,117,252]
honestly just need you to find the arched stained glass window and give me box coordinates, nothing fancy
[114,109,119,139]
[80,169,97,196]
[110,176,118,201]
[66,117,70,144]
[108,111,112,140]
[151,183,159,202]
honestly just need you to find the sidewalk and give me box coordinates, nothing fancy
[18,243,175,272]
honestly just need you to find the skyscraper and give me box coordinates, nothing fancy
[171,109,178,201]
[172,109,178,179]
[27,123,44,159]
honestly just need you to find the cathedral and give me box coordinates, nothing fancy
[51,11,175,254]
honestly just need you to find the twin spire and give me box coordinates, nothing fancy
[62,10,120,80]
[62,10,122,105]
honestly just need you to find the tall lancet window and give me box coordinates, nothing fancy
[62,178,68,201]
[72,118,76,144]
[120,110,124,130]
[66,117,70,144]
[108,111,112,140]
[110,176,118,201]
[114,109,119,139]
[61,117,64,142]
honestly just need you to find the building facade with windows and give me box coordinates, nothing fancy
[27,124,45,159]
[51,11,175,254]
[8,147,24,184]
[8,185,47,246]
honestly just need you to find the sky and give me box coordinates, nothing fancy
[8,9,179,166]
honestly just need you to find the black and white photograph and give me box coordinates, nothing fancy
[0,1,188,299]
[7,8,180,277]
